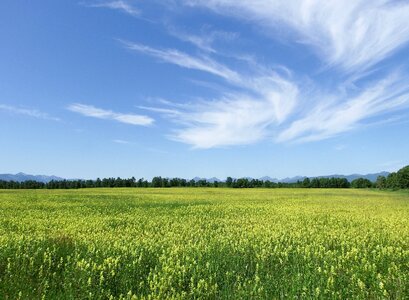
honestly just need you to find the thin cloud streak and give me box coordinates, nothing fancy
[138,106,182,117]
[167,26,239,54]
[168,29,217,53]
[113,139,131,144]
[87,0,140,16]
[121,40,241,82]
[67,103,154,126]
[0,104,60,121]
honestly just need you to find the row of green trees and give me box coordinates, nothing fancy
[1,166,408,190]
[374,165,409,189]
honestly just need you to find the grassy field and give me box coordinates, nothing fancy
[0,188,408,299]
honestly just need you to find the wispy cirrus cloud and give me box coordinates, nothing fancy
[277,74,409,143]
[150,72,409,148]
[122,36,409,148]
[115,0,409,148]
[122,40,300,147]
[0,104,60,121]
[182,0,409,73]
[167,26,239,54]
[170,88,297,149]
[121,40,241,83]
[67,103,154,126]
[138,105,182,117]
[143,71,300,148]
[113,139,131,144]
[168,30,216,54]
[86,0,139,16]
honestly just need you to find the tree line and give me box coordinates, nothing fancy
[0,166,408,190]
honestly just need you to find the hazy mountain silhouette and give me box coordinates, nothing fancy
[0,172,64,183]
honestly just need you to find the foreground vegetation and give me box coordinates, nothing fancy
[0,188,408,299]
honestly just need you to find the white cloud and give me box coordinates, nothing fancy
[123,38,409,148]
[148,70,409,148]
[121,40,301,147]
[113,139,131,144]
[87,0,139,16]
[169,30,217,54]
[121,37,301,148]
[277,74,409,143]
[167,26,239,53]
[115,1,409,148]
[161,74,299,148]
[0,104,60,121]
[182,0,409,72]
[138,105,182,117]
[121,41,241,82]
[67,103,154,126]
[170,98,277,148]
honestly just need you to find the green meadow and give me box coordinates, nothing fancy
[0,188,408,299]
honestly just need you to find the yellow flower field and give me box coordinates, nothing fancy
[0,188,408,299]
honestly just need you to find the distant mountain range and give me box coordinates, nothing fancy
[193,172,390,183]
[283,172,391,183]
[0,171,391,184]
[192,177,221,183]
[0,173,64,183]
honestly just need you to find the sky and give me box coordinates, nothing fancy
[1,0,409,180]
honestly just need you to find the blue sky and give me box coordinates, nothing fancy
[1,0,409,180]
